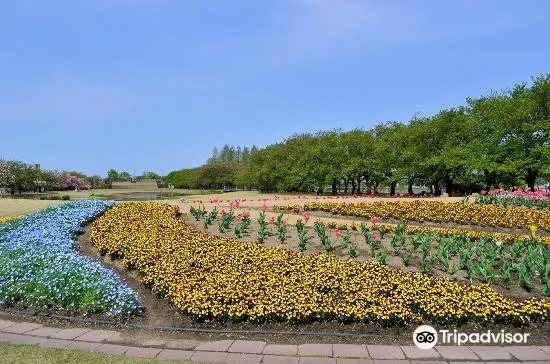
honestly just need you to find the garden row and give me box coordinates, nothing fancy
[91,202,550,326]
[191,204,550,295]
[475,189,550,210]
[192,201,549,245]
[0,200,141,318]
[280,201,550,231]
[318,221,550,245]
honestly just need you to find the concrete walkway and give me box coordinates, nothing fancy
[1,319,550,363]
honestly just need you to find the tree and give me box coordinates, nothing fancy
[0,159,15,191]
[164,168,201,188]
[372,122,408,195]
[141,171,160,179]
[161,74,549,194]
[119,171,131,180]
[198,162,238,189]
[107,169,119,180]
[505,76,550,191]
[86,175,104,189]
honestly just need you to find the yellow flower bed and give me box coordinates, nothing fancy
[282,201,550,231]
[90,202,550,326]
[319,221,550,245]
[0,214,24,224]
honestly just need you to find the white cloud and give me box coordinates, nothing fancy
[0,74,135,125]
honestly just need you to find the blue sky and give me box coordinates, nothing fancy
[1,0,549,177]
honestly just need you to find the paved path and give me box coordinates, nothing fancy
[1,319,550,363]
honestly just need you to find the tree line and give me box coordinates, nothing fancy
[163,145,259,189]
[105,169,160,181]
[0,160,105,194]
[165,74,549,195]
[0,161,163,194]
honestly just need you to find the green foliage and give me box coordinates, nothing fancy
[314,222,334,253]
[257,211,269,243]
[158,74,549,194]
[218,210,235,233]
[203,207,218,228]
[234,216,251,238]
[296,219,309,252]
[163,168,201,189]
[376,249,387,265]
[107,169,119,180]
[189,205,207,221]
[390,222,407,255]
[277,224,288,244]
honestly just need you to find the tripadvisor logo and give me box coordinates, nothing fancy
[413,325,438,349]
[413,325,530,349]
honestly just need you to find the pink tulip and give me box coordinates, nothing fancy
[269,215,275,223]
[219,209,226,215]
[303,213,311,223]
[372,233,381,239]
[370,216,379,225]
[335,229,343,238]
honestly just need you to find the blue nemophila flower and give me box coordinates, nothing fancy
[0,200,142,318]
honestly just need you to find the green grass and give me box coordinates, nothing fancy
[47,181,218,201]
[0,343,192,364]
[0,180,219,206]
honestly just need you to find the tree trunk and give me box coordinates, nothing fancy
[444,174,453,196]
[343,178,349,194]
[331,178,337,195]
[351,180,357,195]
[374,182,379,194]
[525,168,538,192]
[434,179,442,196]
[390,181,398,196]
[483,169,495,190]
[356,177,362,194]
[408,180,414,195]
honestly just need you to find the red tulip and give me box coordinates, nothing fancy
[335,229,343,237]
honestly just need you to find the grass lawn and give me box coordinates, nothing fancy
[0,199,63,218]
[0,343,191,364]
[36,181,219,201]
